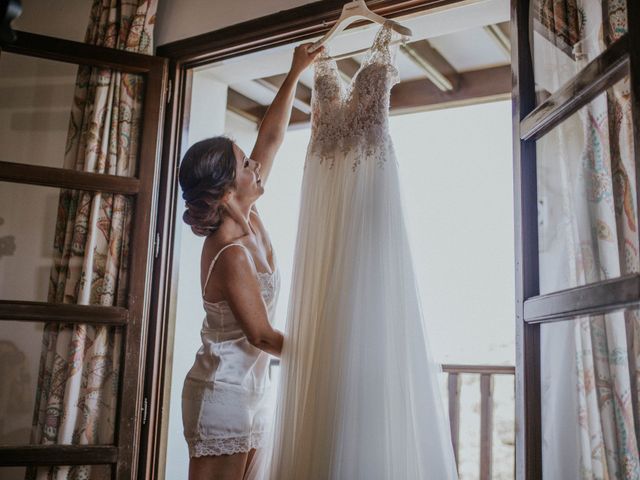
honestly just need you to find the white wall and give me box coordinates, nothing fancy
[14,0,314,50]
[155,0,311,46]
[13,0,92,42]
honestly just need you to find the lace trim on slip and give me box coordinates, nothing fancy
[189,431,266,457]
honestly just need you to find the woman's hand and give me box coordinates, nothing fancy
[289,43,324,77]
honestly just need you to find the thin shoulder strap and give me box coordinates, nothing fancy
[202,243,252,296]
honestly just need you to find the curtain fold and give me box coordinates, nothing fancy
[27,2,156,479]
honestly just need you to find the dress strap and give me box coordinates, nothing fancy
[202,243,253,297]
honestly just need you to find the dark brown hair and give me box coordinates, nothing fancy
[178,136,237,236]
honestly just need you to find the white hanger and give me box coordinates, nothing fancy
[309,0,412,53]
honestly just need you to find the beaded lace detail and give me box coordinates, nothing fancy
[309,21,401,171]
[189,431,266,457]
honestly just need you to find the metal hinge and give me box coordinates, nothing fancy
[166,79,173,105]
[141,396,148,426]
[154,231,161,259]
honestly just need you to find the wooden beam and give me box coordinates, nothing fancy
[484,23,511,58]
[286,65,510,127]
[255,74,312,114]
[400,40,460,91]
[226,88,266,123]
[389,64,510,112]
[0,300,129,325]
[3,31,165,74]
[227,88,310,126]
[0,445,118,466]
[0,161,141,194]
[520,34,629,141]
[524,274,640,323]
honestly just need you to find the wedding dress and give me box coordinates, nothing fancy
[248,21,458,479]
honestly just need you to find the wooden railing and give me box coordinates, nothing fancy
[268,360,515,479]
[442,364,515,480]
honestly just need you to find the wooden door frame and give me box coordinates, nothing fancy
[147,0,511,478]
[0,31,168,479]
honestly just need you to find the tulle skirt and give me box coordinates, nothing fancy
[248,142,458,479]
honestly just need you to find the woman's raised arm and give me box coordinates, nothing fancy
[250,43,323,185]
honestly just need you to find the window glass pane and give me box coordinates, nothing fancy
[0,182,134,304]
[0,466,112,480]
[537,75,637,295]
[540,306,640,478]
[0,52,144,176]
[0,321,122,446]
[532,0,628,104]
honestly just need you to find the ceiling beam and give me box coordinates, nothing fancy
[227,88,265,124]
[231,65,510,129]
[389,64,510,112]
[399,40,460,92]
[484,22,511,58]
[286,64,510,127]
[227,88,310,126]
[254,74,312,114]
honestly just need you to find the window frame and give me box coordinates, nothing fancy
[511,0,640,478]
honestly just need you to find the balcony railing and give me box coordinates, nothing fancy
[442,364,515,480]
[269,360,515,479]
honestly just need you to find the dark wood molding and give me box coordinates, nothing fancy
[520,34,629,141]
[0,300,128,325]
[512,0,542,478]
[0,445,118,467]
[114,57,168,480]
[156,0,468,68]
[2,31,165,73]
[523,275,640,323]
[137,62,191,480]
[0,445,118,466]
[0,161,141,194]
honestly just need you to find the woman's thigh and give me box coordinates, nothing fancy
[189,452,248,480]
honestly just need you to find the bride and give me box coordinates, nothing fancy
[178,44,321,480]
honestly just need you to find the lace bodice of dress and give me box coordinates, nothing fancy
[310,21,401,170]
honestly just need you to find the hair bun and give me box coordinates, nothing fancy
[178,136,237,237]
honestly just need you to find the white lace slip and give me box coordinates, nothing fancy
[189,431,266,457]
[309,21,401,171]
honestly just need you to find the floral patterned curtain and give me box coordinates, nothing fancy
[27,1,156,479]
[535,1,640,478]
